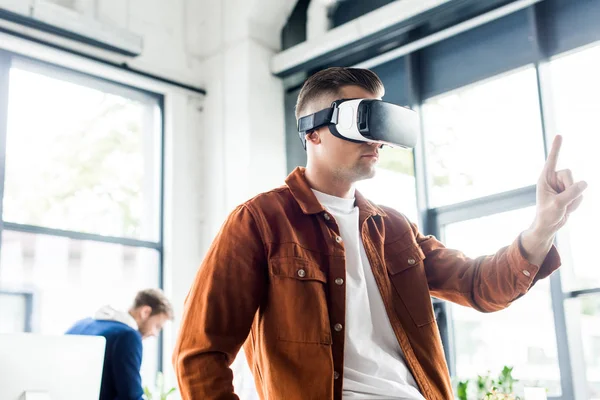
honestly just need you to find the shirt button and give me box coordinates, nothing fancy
[334,371,340,380]
[335,278,344,286]
[408,257,416,265]
[334,323,343,332]
[335,236,343,243]
[323,213,331,221]
[297,269,306,278]
[522,270,531,277]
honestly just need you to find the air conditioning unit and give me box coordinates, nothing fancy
[0,0,143,56]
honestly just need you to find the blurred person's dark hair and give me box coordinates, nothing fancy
[132,288,174,320]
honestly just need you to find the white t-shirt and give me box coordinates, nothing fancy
[312,189,425,400]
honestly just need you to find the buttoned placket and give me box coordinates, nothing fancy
[319,211,347,397]
[358,214,437,399]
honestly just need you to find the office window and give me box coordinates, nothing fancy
[564,295,600,399]
[546,44,600,291]
[0,53,164,386]
[356,146,418,222]
[422,67,546,208]
[443,207,562,396]
[0,291,30,333]
[546,42,600,400]
[0,230,160,381]
[0,231,160,329]
[280,4,600,399]
[3,61,162,241]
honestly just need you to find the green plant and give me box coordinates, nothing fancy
[497,366,517,394]
[457,380,469,400]
[456,366,523,400]
[477,373,493,399]
[143,371,177,400]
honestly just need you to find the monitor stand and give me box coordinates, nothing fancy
[21,391,52,400]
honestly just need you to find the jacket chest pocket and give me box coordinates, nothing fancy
[385,243,435,327]
[268,257,332,345]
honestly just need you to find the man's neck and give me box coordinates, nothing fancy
[128,310,140,328]
[304,166,354,199]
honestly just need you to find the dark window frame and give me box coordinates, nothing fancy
[0,48,166,371]
[281,1,600,398]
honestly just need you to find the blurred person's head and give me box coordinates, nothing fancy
[129,288,173,339]
[296,67,385,186]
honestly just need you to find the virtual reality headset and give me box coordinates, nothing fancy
[297,98,420,150]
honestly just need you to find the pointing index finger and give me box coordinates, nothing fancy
[544,135,563,174]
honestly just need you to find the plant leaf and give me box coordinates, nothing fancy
[143,386,153,400]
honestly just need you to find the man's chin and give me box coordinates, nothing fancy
[353,166,377,182]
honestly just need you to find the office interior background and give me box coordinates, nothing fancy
[0,0,598,399]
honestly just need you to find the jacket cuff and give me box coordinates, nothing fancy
[508,236,562,294]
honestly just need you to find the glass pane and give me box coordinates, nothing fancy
[0,230,160,385]
[0,292,28,333]
[547,44,600,291]
[443,207,562,397]
[3,63,162,241]
[355,146,418,222]
[565,295,600,399]
[423,67,546,207]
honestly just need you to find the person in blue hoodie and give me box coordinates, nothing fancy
[66,288,173,400]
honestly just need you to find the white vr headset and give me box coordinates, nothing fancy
[297,98,420,150]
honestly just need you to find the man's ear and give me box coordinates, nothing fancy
[306,130,322,145]
[139,305,152,319]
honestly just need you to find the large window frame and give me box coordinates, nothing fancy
[0,48,166,370]
[409,5,595,399]
[410,6,591,398]
[281,1,600,399]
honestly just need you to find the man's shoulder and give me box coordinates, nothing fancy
[101,321,140,339]
[239,185,296,215]
[65,317,95,334]
[244,185,291,205]
[68,318,139,339]
[378,204,408,221]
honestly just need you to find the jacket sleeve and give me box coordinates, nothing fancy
[113,330,144,400]
[412,222,561,312]
[173,205,267,399]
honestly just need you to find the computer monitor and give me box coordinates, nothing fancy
[0,333,106,400]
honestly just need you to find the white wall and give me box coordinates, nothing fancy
[180,2,293,396]
[0,0,295,396]
[188,0,294,221]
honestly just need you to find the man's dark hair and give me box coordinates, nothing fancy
[295,67,385,120]
[133,288,174,319]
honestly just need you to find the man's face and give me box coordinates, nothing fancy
[307,85,381,183]
[137,312,169,339]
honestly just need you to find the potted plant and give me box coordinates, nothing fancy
[456,366,523,400]
[143,371,177,400]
